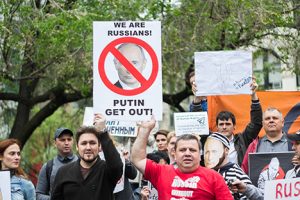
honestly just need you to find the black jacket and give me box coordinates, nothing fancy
[51,131,123,200]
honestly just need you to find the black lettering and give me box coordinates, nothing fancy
[114,22,126,28]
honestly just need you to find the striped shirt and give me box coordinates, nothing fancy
[218,162,252,199]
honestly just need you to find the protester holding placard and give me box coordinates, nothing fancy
[131,118,233,200]
[51,114,123,200]
[0,139,36,200]
[191,76,262,166]
[242,107,293,174]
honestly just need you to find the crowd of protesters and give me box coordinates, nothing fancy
[1,73,300,200]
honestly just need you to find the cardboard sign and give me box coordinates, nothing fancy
[174,112,209,136]
[194,50,252,96]
[0,171,11,200]
[148,181,158,200]
[249,152,294,189]
[93,21,162,121]
[83,107,137,137]
[264,178,300,200]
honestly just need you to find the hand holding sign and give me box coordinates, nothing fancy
[93,113,106,133]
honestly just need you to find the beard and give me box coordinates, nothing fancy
[81,154,98,164]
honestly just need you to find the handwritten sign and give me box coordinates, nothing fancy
[194,50,252,96]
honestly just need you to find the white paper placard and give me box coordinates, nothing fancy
[194,50,252,96]
[174,112,209,136]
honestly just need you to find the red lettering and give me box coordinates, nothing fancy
[294,181,300,197]
[284,183,292,197]
[276,183,283,199]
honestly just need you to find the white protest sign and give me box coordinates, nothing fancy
[264,178,300,200]
[93,21,162,121]
[0,171,11,200]
[194,50,252,96]
[83,107,138,137]
[174,112,209,136]
[114,156,125,193]
[148,182,158,200]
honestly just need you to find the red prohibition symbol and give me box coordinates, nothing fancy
[98,37,159,96]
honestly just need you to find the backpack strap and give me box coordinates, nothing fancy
[45,159,54,195]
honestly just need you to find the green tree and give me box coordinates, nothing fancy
[1,0,299,148]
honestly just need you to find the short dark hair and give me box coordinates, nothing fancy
[216,111,236,125]
[174,134,201,151]
[146,152,170,164]
[75,126,100,145]
[154,130,169,140]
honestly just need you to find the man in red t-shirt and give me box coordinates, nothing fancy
[131,118,233,200]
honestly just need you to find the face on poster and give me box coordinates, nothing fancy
[249,152,294,188]
[194,50,252,96]
[93,21,162,121]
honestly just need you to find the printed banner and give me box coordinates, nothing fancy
[83,107,137,137]
[93,21,162,121]
[174,112,209,136]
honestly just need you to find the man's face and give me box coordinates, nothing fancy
[167,136,177,156]
[155,134,168,151]
[217,118,235,138]
[263,110,284,136]
[175,139,200,173]
[77,133,100,164]
[0,144,20,170]
[292,141,300,157]
[55,133,74,156]
[115,44,146,87]
[204,138,224,169]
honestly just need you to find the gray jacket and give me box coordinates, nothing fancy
[36,154,78,200]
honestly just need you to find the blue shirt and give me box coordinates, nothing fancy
[11,175,36,200]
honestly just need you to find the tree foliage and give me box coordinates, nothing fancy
[0,0,299,148]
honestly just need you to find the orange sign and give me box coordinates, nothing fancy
[207,91,300,136]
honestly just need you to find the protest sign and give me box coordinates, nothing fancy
[114,156,125,193]
[174,112,209,136]
[93,21,162,121]
[194,50,252,96]
[249,152,294,189]
[264,178,300,200]
[83,107,137,137]
[0,171,11,200]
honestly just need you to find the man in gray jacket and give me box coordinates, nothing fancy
[36,127,78,200]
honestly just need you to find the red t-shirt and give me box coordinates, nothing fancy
[144,159,233,200]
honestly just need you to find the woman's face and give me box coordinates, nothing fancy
[1,144,21,170]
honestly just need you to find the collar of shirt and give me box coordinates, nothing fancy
[57,153,75,162]
[261,132,287,143]
[118,79,140,89]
